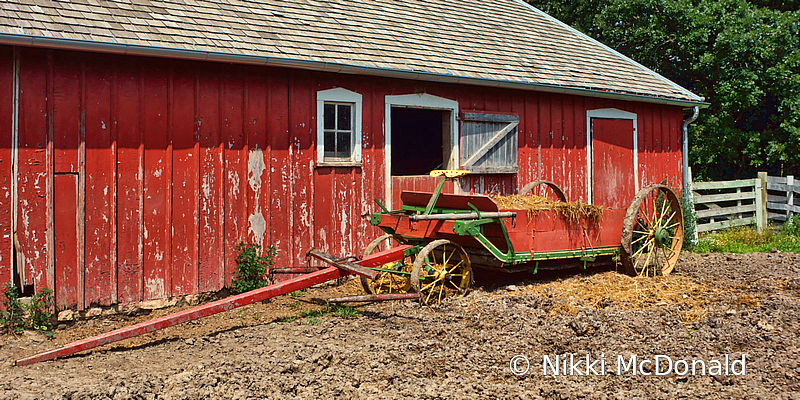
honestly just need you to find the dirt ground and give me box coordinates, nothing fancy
[1,252,799,399]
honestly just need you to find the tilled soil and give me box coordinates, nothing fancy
[1,252,799,399]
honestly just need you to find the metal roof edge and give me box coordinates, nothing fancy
[513,0,705,103]
[0,33,708,108]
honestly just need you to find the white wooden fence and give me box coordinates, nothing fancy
[691,172,799,233]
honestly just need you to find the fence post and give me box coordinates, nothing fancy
[688,167,699,244]
[756,172,767,231]
[788,175,795,220]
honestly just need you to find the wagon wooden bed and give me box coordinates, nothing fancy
[362,170,684,304]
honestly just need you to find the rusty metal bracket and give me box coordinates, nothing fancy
[306,249,382,280]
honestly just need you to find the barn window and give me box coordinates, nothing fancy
[459,112,519,173]
[316,88,362,166]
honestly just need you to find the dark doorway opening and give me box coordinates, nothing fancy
[391,107,448,176]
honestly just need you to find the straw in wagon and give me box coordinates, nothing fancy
[490,194,604,222]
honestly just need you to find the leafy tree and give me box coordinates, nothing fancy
[529,0,800,180]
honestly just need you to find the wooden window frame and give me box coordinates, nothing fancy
[316,88,362,167]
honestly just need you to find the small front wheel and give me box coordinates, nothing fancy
[360,234,413,295]
[411,240,473,304]
[620,185,684,276]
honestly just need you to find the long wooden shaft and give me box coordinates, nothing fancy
[15,245,410,367]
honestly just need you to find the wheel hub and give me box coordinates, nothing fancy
[654,227,670,246]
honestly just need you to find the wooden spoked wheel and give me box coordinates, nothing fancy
[411,239,473,304]
[620,185,684,277]
[360,234,413,295]
[518,180,567,202]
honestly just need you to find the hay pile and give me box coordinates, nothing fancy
[491,194,604,221]
[525,271,730,322]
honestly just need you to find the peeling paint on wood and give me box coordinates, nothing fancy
[1,46,685,309]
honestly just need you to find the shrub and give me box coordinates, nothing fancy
[231,242,276,294]
[27,288,53,332]
[0,282,24,335]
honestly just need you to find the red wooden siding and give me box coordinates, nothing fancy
[1,46,684,309]
[0,46,13,285]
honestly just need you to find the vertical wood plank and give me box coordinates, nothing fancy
[53,174,78,309]
[289,73,314,267]
[268,73,292,268]
[52,55,80,174]
[314,168,335,254]
[83,56,115,305]
[197,71,223,293]
[142,66,170,300]
[16,48,50,290]
[115,65,143,305]
[574,96,587,201]
[244,75,269,253]
[170,66,199,296]
[0,46,14,283]
[221,73,245,288]
[51,53,81,308]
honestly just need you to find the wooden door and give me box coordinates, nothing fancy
[591,118,635,208]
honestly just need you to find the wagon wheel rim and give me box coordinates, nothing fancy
[410,239,472,305]
[360,234,413,295]
[620,184,684,277]
[518,180,567,202]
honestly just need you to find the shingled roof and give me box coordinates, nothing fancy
[0,0,703,106]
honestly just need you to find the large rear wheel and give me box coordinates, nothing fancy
[411,240,473,304]
[518,180,567,202]
[620,185,684,276]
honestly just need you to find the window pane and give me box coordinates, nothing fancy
[336,131,351,158]
[324,130,335,153]
[324,104,336,130]
[337,104,351,131]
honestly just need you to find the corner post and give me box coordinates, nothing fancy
[756,172,767,231]
[787,175,794,220]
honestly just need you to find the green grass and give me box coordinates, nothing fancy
[694,221,800,253]
[276,305,360,324]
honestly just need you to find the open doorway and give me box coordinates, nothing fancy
[384,94,459,209]
[390,107,450,176]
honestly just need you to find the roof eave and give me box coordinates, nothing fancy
[0,33,708,108]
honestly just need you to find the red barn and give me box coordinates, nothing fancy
[0,0,704,310]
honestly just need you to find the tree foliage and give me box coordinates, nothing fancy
[528,0,800,180]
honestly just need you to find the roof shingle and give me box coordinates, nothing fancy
[0,0,703,104]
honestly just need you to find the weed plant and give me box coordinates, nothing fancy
[231,242,276,294]
[0,283,54,335]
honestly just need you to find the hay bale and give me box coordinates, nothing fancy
[490,194,604,221]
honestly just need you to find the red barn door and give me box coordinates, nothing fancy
[591,118,635,208]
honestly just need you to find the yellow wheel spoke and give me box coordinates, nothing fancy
[631,234,650,246]
[632,238,654,258]
[447,280,465,295]
[447,260,464,274]
[639,242,655,276]
[421,278,442,293]
[443,247,454,267]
